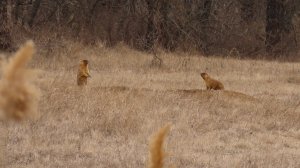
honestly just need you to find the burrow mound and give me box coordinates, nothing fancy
[92,86,258,104]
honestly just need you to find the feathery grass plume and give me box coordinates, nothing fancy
[0,41,40,121]
[148,124,171,168]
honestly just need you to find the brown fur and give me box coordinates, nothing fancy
[77,60,91,86]
[201,73,224,90]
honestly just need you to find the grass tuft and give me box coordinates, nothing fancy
[0,40,40,121]
[149,124,171,168]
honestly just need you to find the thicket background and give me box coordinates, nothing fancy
[1,1,300,168]
[1,0,300,59]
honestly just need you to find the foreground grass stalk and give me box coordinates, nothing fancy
[0,41,39,167]
[0,41,40,121]
[149,124,171,168]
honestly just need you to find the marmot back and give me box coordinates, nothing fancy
[77,60,91,86]
[201,73,224,90]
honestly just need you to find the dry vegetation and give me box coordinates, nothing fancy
[1,40,300,167]
[0,41,39,121]
[148,124,170,168]
[0,41,40,167]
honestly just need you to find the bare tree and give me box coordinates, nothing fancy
[28,0,42,27]
[0,0,299,58]
[240,0,254,23]
[0,0,12,50]
[198,0,212,54]
[266,0,296,55]
[144,0,157,51]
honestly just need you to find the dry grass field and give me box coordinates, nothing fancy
[1,41,300,167]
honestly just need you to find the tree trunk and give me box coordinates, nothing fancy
[198,0,212,54]
[0,0,12,50]
[265,0,294,55]
[241,0,254,23]
[159,0,175,50]
[144,0,157,51]
[28,0,42,27]
[14,0,20,24]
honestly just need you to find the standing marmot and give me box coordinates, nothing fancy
[200,73,224,90]
[77,60,91,86]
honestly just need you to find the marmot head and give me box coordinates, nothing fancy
[80,59,89,66]
[201,73,209,79]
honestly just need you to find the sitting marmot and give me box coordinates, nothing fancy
[200,73,224,90]
[77,60,91,86]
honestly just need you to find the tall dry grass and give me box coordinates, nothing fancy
[148,124,171,168]
[0,40,40,120]
[0,41,39,168]
[3,40,300,167]
[0,40,40,167]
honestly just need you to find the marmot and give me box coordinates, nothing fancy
[77,60,91,86]
[200,73,224,90]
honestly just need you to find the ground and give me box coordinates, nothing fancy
[3,42,300,167]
